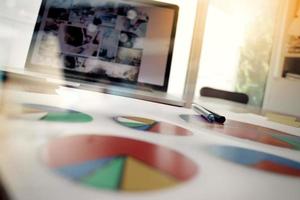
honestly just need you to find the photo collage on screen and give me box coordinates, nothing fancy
[34,0,149,82]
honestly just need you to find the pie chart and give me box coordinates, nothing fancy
[180,114,300,151]
[42,135,198,191]
[20,104,93,123]
[207,145,300,177]
[114,116,193,136]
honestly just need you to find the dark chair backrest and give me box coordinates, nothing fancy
[200,87,249,104]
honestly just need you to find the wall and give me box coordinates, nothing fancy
[263,0,300,116]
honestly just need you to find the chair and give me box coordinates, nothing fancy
[200,87,249,104]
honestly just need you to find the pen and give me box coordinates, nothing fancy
[0,177,11,200]
[192,104,215,123]
[202,106,226,124]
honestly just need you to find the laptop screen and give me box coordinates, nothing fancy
[26,0,179,91]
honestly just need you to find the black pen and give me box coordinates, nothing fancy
[192,104,215,123]
[202,106,226,124]
[0,177,11,200]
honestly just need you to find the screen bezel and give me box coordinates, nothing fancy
[25,0,179,91]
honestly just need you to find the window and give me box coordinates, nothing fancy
[196,0,281,106]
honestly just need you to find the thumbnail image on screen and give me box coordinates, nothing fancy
[26,0,178,91]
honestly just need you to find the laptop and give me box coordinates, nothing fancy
[25,0,179,95]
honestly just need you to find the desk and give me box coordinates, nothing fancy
[195,96,262,114]
[0,88,299,200]
[196,96,300,123]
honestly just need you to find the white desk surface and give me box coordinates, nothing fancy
[0,88,299,200]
